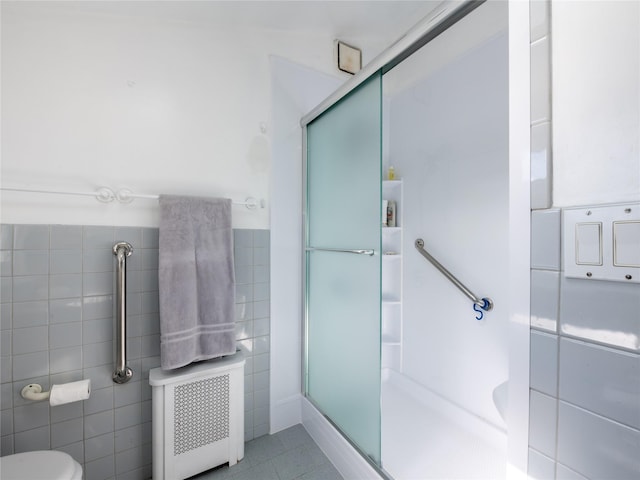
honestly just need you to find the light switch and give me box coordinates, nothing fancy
[575,222,602,265]
[613,221,640,267]
[564,203,639,283]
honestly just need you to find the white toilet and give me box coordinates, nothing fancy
[0,450,83,480]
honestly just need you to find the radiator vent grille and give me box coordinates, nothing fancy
[173,374,230,456]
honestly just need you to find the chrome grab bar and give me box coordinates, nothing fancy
[306,247,375,256]
[113,242,134,384]
[415,238,493,311]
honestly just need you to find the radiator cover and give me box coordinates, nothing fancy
[149,352,245,480]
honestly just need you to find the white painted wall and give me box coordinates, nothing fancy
[552,1,640,207]
[0,3,348,228]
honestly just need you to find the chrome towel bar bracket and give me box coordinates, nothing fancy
[113,242,134,384]
[415,238,493,312]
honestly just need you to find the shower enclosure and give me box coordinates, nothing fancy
[304,71,383,463]
[302,1,530,478]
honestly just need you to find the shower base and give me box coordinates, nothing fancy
[302,371,508,480]
[381,369,507,480]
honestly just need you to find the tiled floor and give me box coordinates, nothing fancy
[191,425,343,480]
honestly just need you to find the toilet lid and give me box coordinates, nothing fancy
[0,450,83,480]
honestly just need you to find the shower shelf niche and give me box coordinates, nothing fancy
[382,179,403,372]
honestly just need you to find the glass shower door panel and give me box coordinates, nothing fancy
[306,73,382,463]
[307,251,381,460]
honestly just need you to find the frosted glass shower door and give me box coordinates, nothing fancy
[304,73,382,464]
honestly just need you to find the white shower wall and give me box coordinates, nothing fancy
[386,17,509,430]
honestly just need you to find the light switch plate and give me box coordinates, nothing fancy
[563,203,639,283]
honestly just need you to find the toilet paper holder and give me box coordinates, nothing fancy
[20,379,91,405]
[20,384,51,401]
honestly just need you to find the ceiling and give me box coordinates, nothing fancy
[10,1,442,42]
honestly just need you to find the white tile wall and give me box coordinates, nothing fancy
[530,0,552,209]
[531,209,561,270]
[530,210,640,479]
[529,390,557,458]
[528,448,556,480]
[528,11,639,474]
[530,37,551,124]
[559,338,640,429]
[530,270,559,332]
[560,277,640,352]
[530,0,550,43]
[531,122,552,210]
[557,401,640,479]
[555,464,588,480]
[530,330,558,396]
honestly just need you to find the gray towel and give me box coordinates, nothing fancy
[158,195,236,370]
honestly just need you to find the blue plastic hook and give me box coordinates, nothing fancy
[473,303,484,321]
[473,298,491,320]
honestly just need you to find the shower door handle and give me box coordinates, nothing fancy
[306,247,375,256]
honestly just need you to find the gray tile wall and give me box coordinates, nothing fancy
[528,210,640,480]
[0,224,270,480]
[233,229,271,441]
